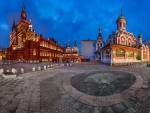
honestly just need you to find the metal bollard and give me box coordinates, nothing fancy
[38,67,41,71]
[32,67,35,72]
[20,68,24,74]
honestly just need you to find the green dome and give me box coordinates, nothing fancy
[116,14,127,23]
[138,34,142,38]
[99,28,102,30]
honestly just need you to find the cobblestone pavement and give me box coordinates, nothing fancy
[0,63,150,113]
[0,76,24,113]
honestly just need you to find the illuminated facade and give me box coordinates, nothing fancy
[101,10,150,65]
[6,2,64,62]
[63,40,81,62]
[0,47,7,60]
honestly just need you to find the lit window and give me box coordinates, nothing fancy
[33,50,36,56]
[128,50,134,57]
[116,48,125,57]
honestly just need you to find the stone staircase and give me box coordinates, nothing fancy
[73,60,101,66]
[89,60,101,63]
[19,59,26,62]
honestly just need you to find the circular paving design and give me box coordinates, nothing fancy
[63,71,143,106]
[70,71,136,96]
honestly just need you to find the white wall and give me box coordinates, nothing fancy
[81,41,95,60]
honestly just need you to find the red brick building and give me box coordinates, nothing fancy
[6,2,64,62]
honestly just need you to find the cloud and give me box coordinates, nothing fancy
[0,0,150,53]
[72,20,86,33]
[0,23,9,30]
[104,28,110,33]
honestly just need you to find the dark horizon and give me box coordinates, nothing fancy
[0,0,150,53]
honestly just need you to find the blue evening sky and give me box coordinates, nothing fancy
[0,0,150,53]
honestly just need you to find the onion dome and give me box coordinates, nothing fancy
[138,34,142,38]
[98,28,102,37]
[117,15,126,21]
[116,8,127,23]
[28,19,33,31]
[99,28,102,30]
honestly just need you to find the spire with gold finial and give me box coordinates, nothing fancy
[116,7,127,30]
[74,39,77,47]
[13,17,15,25]
[138,28,142,45]
[21,0,27,20]
[22,0,25,11]
[67,39,70,47]
[138,28,142,39]
[121,7,122,15]
[116,7,126,22]
[12,17,16,31]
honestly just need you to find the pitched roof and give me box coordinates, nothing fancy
[143,38,150,45]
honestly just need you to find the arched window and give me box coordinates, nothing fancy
[120,22,122,27]
[100,43,102,47]
[129,40,130,46]
[128,50,134,57]
[116,48,125,56]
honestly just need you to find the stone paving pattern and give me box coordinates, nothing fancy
[0,62,149,113]
[63,72,143,106]
[70,71,136,96]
